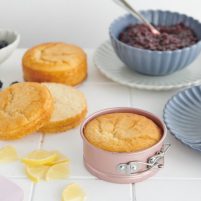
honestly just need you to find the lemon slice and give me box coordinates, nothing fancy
[62,183,86,201]
[25,165,49,182]
[0,145,18,163]
[47,151,69,165]
[22,150,57,165]
[46,162,69,181]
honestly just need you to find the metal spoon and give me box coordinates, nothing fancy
[113,0,160,35]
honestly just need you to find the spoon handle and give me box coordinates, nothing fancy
[114,0,160,35]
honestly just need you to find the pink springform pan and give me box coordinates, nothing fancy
[80,107,170,184]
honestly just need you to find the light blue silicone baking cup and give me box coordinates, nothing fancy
[109,10,201,76]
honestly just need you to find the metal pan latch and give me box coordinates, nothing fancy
[117,144,171,175]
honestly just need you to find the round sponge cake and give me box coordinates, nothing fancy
[84,113,162,152]
[0,82,53,140]
[22,42,87,86]
[39,83,87,133]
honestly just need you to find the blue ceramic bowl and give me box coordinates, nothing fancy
[109,10,201,76]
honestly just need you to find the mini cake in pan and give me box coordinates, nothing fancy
[84,113,162,152]
[22,42,87,86]
[81,107,168,184]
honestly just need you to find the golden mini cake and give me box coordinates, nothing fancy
[0,82,54,140]
[84,113,162,152]
[22,42,87,86]
[39,83,87,133]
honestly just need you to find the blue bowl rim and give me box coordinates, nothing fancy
[109,10,201,54]
[163,84,201,137]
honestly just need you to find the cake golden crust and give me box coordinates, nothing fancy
[22,42,87,86]
[39,83,87,133]
[84,113,162,152]
[0,82,53,140]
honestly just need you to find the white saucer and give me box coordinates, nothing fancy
[94,41,201,90]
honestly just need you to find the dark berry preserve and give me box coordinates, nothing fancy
[0,40,8,49]
[119,23,198,51]
[0,80,3,89]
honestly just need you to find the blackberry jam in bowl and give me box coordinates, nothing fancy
[109,10,201,76]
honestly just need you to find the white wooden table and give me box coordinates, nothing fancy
[0,49,201,201]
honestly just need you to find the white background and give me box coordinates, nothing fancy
[1,0,201,48]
